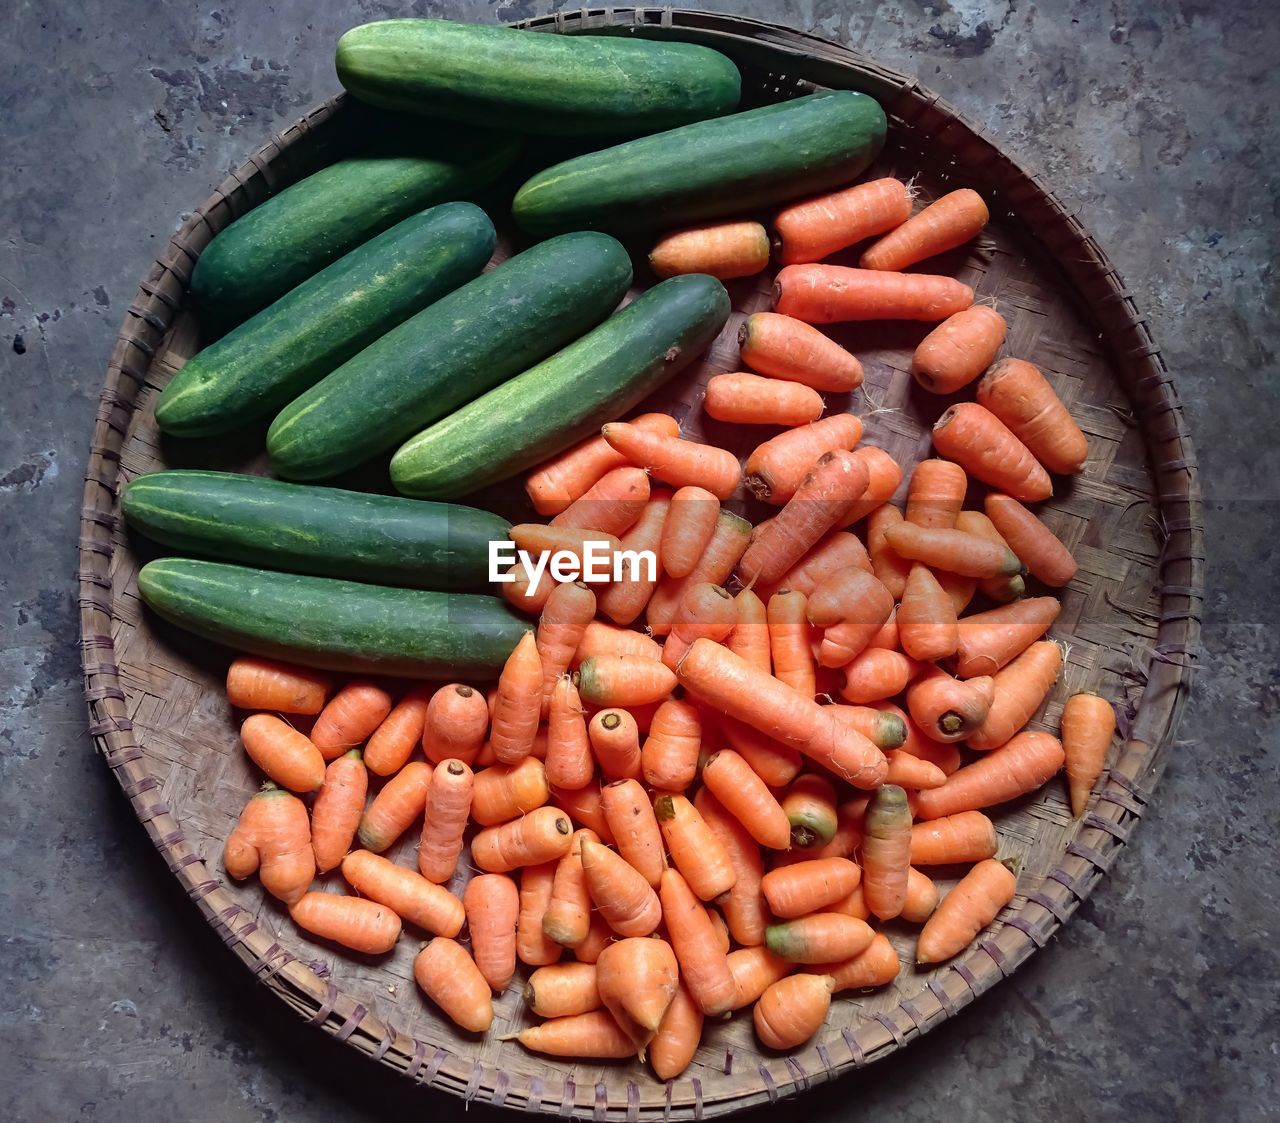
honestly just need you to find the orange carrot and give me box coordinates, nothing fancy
[661,486,720,580]
[954,597,1061,678]
[738,311,864,392]
[311,749,367,873]
[702,749,792,850]
[768,590,817,698]
[907,666,995,742]
[226,657,329,714]
[753,973,833,1049]
[659,869,736,1016]
[915,731,1065,820]
[575,622,663,668]
[223,784,314,905]
[646,510,752,635]
[420,684,488,768]
[363,686,430,775]
[865,504,912,599]
[727,587,771,673]
[718,715,803,788]
[542,827,598,948]
[932,402,1052,501]
[765,913,874,963]
[773,176,913,265]
[863,784,912,919]
[807,797,866,862]
[867,609,900,650]
[1062,692,1116,817]
[839,647,915,705]
[828,882,869,919]
[911,305,1006,393]
[977,358,1088,475]
[580,838,662,938]
[885,522,1022,580]
[572,912,615,964]
[775,264,974,323]
[289,891,400,954]
[239,713,325,793]
[705,372,824,426]
[905,458,967,530]
[743,414,864,506]
[650,979,704,1079]
[655,793,737,901]
[578,655,676,708]
[417,758,473,882]
[809,569,894,667]
[780,772,838,849]
[341,849,464,936]
[985,494,1077,587]
[501,556,557,615]
[472,805,575,872]
[884,749,947,789]
[414,938,492,1032]
[639,698,701,792]
[601,779,666,887]
[901,867,940,923]
[910,811,999,865]
[524,961,599,1017]
[488,631,543,765]
[602,422,740,500]
[545,677,593,791]
[741,450,871,585]
[596,937,679,1055]
[588,709,643,781]
[517,861,562,967]
[897,565,959,662]
[762,857,861,919]
[594,492,671,626]
[916,858,1017,963]
[955,510,1026,604]
[968,641,1062,751]
[513,1010,635,1059]
[357,760,432,852]
[508,524,623,570]
[726,946,793,1008]
[550,465,650,539]
[818,932,900,991]
[663,583,738,670]
[464,873,519,992]
[829,704,906,750]
[861,188,989,271]
[550,778,615,844]
[775,531,873,599]
[650,220,770,279]
[536,582,597,716]
[471,756,549,827]
[526,413,678,517]
[310,680,393,761]
[694,787,767,947]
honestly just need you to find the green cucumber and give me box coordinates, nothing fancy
[121,470,508,590]
[335,19,740,135]
[190,127,521,323]
[267,231,633,482]
[513,91,886,236]
[390,274,731,500]
[137,558,529,678]
[156,203,495,438]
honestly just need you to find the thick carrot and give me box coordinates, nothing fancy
[901,867,940,923]
[839,648,915,705]
[415,938,492,1033]
[862,785,912,920]
[535,582,597,717]
[884,749,947,789]
[581,838,662,937]
[932,402,1052,501]
[905,459,966,531]
[575,622,664,668]
[655,793,737,901]
[641,698,702,792]
[718,715,803,788]
[545,677,593,791]
[705,372,824,426]
[726,946,793,1009]
[765,913,874,963]
[865,504,912,599]
[417,758,473,882]
[774,176,913,265]
[661,486,720,580]
[340,849,464,939]
[363,687,430,776]
[595,492,671,626]
[809,569,894,667]
[775,532,872,599]
[911,305,1007,394]
[775,264,974,323]
[702,749,793,850]
[311,749,367,873]
[471,757,548,828]
[488,632,543,765]
[239,713,325,793]
[572,912,616,964]
[780,772,838,848]
[907,666,995,742]
[977,358,1088,476]
[464,874,519,992]
[694,787,767,947]
[551,465,650,538]
[514,1010,635,1059]
[768,590,816,698]
[663,582,738,670]
[727,587,771,673]
[550,778,615,844]
[738,312,864,392]
[659,869,736,1016]
[524,962,599,1017]
[226,656,329,714]
[501,556,557,615]
[955,510,1026,604]
[602,779,666,887]
[310,681,393,761]
[916,858,1017,963]
[762,857,861,919]
[517,861,562,967]
[861,188,989,271]
[896,565,958,663]
[526,413,678,517]
[968,641,1062,751]
[1062,692,1116,817]
[596,937,679,1056]
[650,979,704,1079]
[818,932,900,991]
[358,760,432,852]
[472,805,575,872]
[578,655,676,708]
[542,827,598,948]
[885,522,1022,580]
[419,684,487,768]
[224,784,314,905]
[743,414,864,507]
[753,973,834,1049]
[602,422,740,500]
[910,811,999,865]
[955,597,1061,678]
[289,891,400,954]
[915,731,1065,820]
[985,494,1077,587]
[646,510,752,635]
[650,220,770,280]
[741,451,871,585]
[588,709,643,781]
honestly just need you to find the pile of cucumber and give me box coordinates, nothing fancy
[129,18,888,678]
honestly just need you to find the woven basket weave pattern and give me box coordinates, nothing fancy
[78,9,1202,1118]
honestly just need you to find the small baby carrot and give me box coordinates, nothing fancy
[602,779,666,887]
[906,666,995,742]
[743,414,864,505]
[363,686,430,776]
[655,793,737,901]
[588,709,643,781]
[932,402,1052,502]
[464,873,519,992]
[289,892,400,954]
[649,979,704,1080]
[860,188,989,271]
[517,861,562,967]
[768,589,817,698]
[818,932,900,991]
[738,312,864,392]
[762,857,861,919]
[420,684,488,768]
[471,806,575,873]
[702,749,793,850]
[240,713,325,793]
[577,655,676,708]
[704,372,824,426]
[489,632,543,765]
[524,961,599,1017]
[603,422,741,499]
[536,582,597,715]
[226,656,329,714]
[650,220,770,280]
[839,648,916,705]
[913,732,1065,820]
[916,858,1018,964]
[542,828,598,948]
[909,811,999,865]
[862,785,912,920]
[471,757,549,827]
[341,850,464,936]
[580,838,663,938]
[641,698,703,793]
[311,749,367,873]
[310,680,392,761]
[765,913,874,964]
[773,177,913,265]
[662,486,720,580]
[660,869,737,1016]
[1062,691,1116,818]
[694,787,767,947]
[418,758,473,883]
[984,493,1078,587]
[774,264,974,323]
[753,973,834,1049]
[977,357,1088,476]
[357,760,432,853]
[780,772,839,849]
[955,597,1061,678]
[967,640,1062,751]
[415,938,492,1032]
[545,676,593,791]
[513,1010,635,1059]
[911,305,1006,394]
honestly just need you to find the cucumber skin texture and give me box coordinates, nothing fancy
[121,470,509,590]
[391,274,731,499]
[155,204,495,438]
[190,130,521,323]
[267,231,633,481]
[335,19,740,136]
[137,559,530,678]
[514,91,887,235]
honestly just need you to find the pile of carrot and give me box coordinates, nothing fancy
[219,172,1118,1076]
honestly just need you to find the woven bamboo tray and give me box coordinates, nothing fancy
[78,8,1203,1118]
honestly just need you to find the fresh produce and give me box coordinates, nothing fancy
[640,698,702,791]
[738,312,864,391]
[157,203,495,436]
[774,264,975,322]
[267,231,633,480]
[768,590,816,697]
[420,685,488,767]
[514,91,887,235]
[753,973,834,1049]
[289,892,401,954]
[1062,692,1117,817]
[704,372,824,426]
[340,850,464,936]
[984,493,1078,586]
[311,681,393,759]
[311,750,367,872]
[650,221,770,279]
[122,470,510,590]
[223,784,314,905]
[602,421,741,499]
[489,632,544,764]
[905,458,968,529]
[335,19,741,134]
[915,859,1017,963]
[773,177,913,265]
[464,874,520,991]
[225,656,330,714]
[931,402,1053,501]
[911,305,1007,394]
[542,828,596,947]
[914,732,1066,820]
[363,687,430,775]
[358,761,433,852]
[968,641,1062,751]
[744,414,864,503]
[414,938,493,1032]
[862,785,912,920]
[861,188,990,271]
[977,358,1089,475]
[580,838,662,937]
[239,713,325,792]
[546,677,593,790]
[418,760,474,883]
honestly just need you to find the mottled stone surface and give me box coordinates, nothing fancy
[1,2,1276,1120]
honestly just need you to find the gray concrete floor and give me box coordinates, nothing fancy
[2,1,1277,1120]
